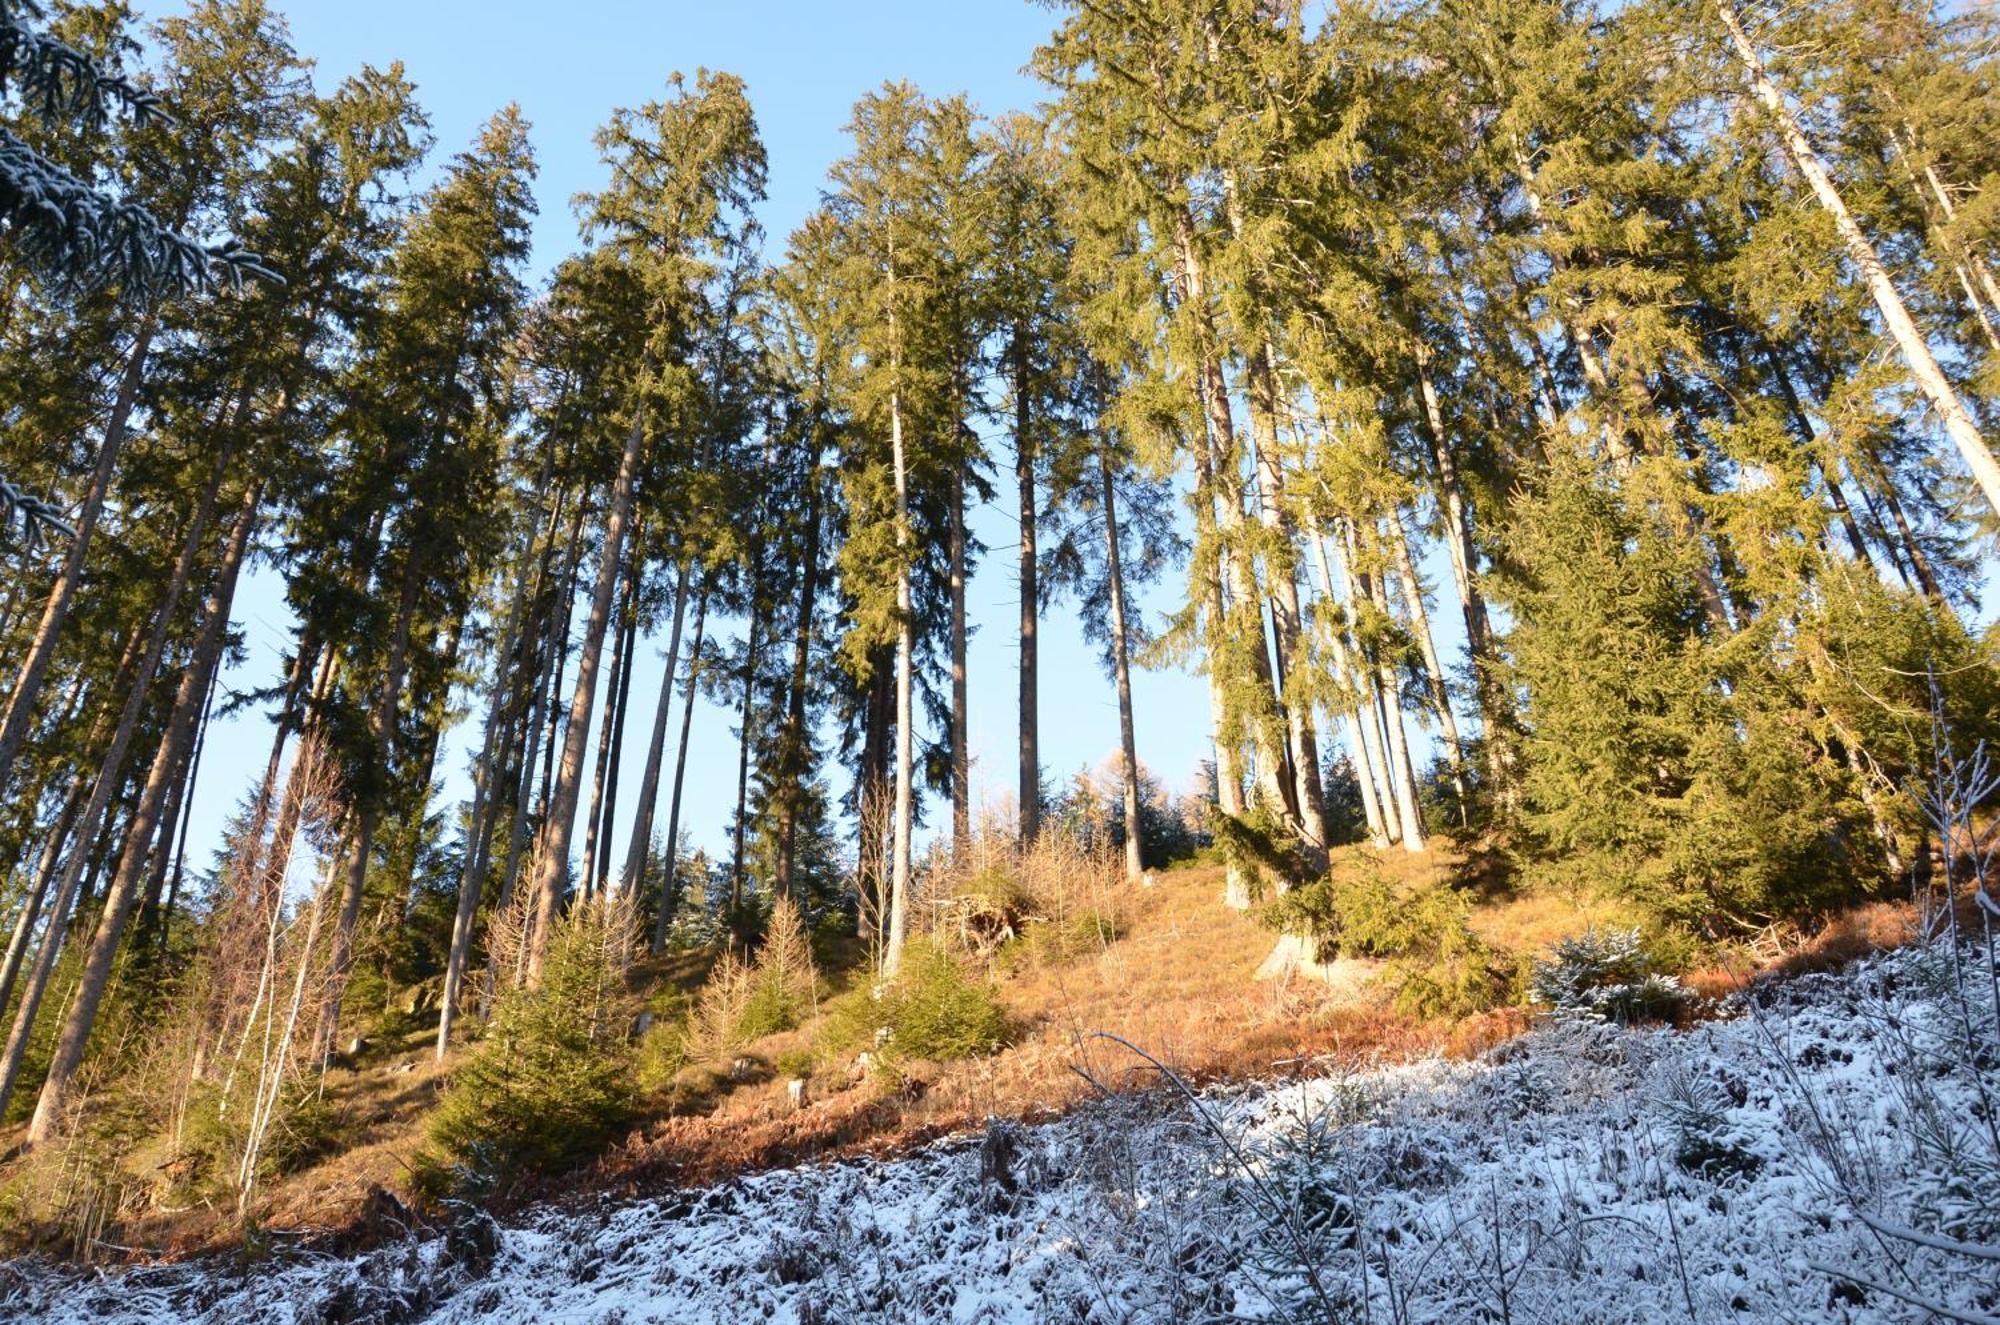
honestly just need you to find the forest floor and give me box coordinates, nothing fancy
[8,846,1918,1266]
[6,913,1990,1323]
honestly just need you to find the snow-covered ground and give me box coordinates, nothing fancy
[6,942,1997,1324]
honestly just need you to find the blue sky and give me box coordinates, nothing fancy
[173,0,1246,882]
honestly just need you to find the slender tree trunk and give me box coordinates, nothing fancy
[729,587,761,914]
[1718,0,2000,521]
[885,379,916,976]
[1016,336,1039,846]
[153,660,217,955]
[1412,349,1513,798]
[528,407,647,985]
[0,782,83,1025]
[436,520,546,1057]
[0,443,225,1119]
[1099,449,1143,883]
[774,454,822,901]
[137,654,219,951]
[28,479,256,1143]
[322,545,420,1049]
[1172,214,1290,827]
[1310,530,1391,848]
[621,557,692,896]
[580,557,639,899]
[949,475,970,857]
[1244,345,1326,852]
[650,582,709,954]
[1389,513,1467,822]
[593,567,640,897]
[1345,525,1425,853]
[0,324,155,795]
[855,652,891,944]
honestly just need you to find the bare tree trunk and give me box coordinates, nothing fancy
[621,556,693,902]
[1719,0,2000,520]
[593,567,640,897]
[1341,521,1425,852]
[0,324,155,795]
[885,378,916,977]
[580,557,639,899]
[774,452,822,901]
[1099,449,1144,883]
[0,442,226,1120]
[436,510,549,1057]
[1310,530,1391,848]
[528,407,647,985]
[0,781,83,1023]
[29,479,256,1144]
[137,653,219,952]
[949,475,970,857]
[1016,337,1040,846]
[1389,512,1467,822]
[729,587,761,916]
[855,652,891,944]
[650,582,709,954]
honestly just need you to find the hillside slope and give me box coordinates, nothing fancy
[7,941,1995,1324]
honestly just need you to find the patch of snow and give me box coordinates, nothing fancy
[6,944,1997,1323]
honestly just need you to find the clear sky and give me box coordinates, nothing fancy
[171,0,1248,885]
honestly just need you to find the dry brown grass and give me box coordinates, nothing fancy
[21,835,1941,1261]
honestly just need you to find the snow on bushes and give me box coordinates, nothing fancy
[6,940,1995,1323]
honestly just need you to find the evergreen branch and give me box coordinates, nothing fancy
[0,128,277,299]
[0,6,172,131]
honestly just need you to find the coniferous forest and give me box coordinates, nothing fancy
[1,0,1999,1316]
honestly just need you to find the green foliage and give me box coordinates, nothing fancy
[1265,861,1505,1019]
[422,900,637,1185]
[1530,928,1687,1024]
[826,942,1010,1063]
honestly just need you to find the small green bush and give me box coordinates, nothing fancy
[827,942,1010,1062]
[1264,862,1505,1018]
[421,899,638,1188]
[1530,927,1685,1023]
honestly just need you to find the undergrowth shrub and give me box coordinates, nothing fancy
[684,896,822,1063]
[419,897,638,1193]
[1264,860,1505,1018]
[826,941,1009,1062]
[1529,927,1685,1024]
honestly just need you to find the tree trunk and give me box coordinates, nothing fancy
[885,379,916,977]
[774,453,822,901]
[0,781,83,1025]
[729,586,761,915]
[527,406,648,985]
[949,473,970,857]
[0,323,156,795]
[1412,348,1513,797]
[1310,530,1391,848]
[1389,512,1467,822]
[1099,449,1143,883]
[0,441,227,1121]
[593,565,640,897]
[1718,0,2000,521]
[650,581,709,954]
[1016,336,1040,846]
[855,650,892,944]
[1340,521,1425,852]
[621,557,692,897]
[580,555,640,899]
[28,479,256,1144]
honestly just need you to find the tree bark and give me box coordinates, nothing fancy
[28,478,257,1144]
[527,406,648,985]
[0,323,155,796]
[621,557,692,897]
[1718,0,2000,521]
[650,581,709,954]
[580,555,640,899]
[1310,529,1391,848]
[1016,335,1040,846]
[0,441,226,1121]
[949,472,970,857]
[1389,512,1467,822]
[885,378,916,976]
[774,451,822,901]
[1099,449,1143,883]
